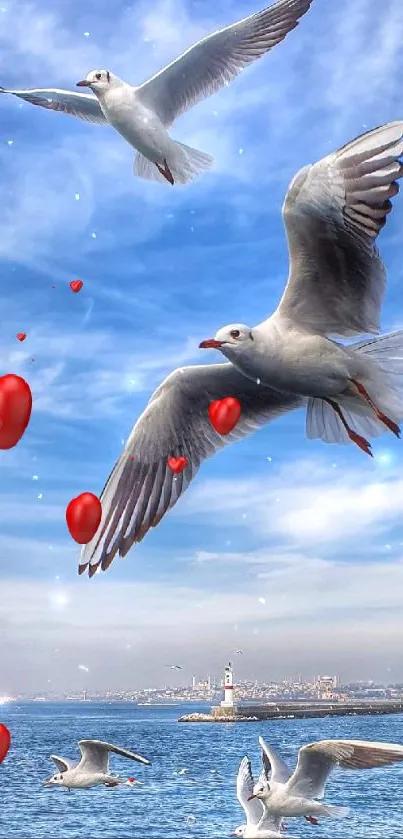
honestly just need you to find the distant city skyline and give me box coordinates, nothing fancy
[4,672,403,705]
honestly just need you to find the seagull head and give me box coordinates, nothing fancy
[231,826,246,837]
[43,772,65,787]
[199,323,254,360]
[248,780,270,801]
[76,69,120,93]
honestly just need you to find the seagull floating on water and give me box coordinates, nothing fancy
[0,0,313,185]
[248,737,403,823]
[78,120,403,578]
[43,739,151,790]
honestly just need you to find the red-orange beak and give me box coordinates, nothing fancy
[199,338,223,349]
[76,80,91,87]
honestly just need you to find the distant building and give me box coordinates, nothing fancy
[192,675,196,690]
[315,675,338,699]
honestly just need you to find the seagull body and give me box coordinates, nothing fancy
[249,737,403,822]
[0,0,313,185]
[43,739,151,790]
[78,120,403,578]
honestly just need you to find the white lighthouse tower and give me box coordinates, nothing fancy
[221,662,236,709]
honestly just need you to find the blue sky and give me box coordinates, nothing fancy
[1,0,403,693]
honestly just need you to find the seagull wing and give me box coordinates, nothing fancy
[286,739,403,799]
[259,736,291,783]
[0,86,107,123]
[78,362,303,577]
[136,0,313,126]
[274,121,403,337]
[50,754,76,772]
[237,757,264,826]
[77,740,151,773]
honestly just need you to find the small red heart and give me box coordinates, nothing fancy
[16,333,26,342]
[66,492,102,544]
[167,456,188,474]
[128,777,135,783]
[0,724,10,766]
[70,280,83,293]
[0,375,32,449]
[208,397,241,436]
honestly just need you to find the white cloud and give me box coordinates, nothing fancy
[180,456,403,551]
[2,544,403,691]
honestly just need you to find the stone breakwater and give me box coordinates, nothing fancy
[178,712,259,723]
[178,701,403,723]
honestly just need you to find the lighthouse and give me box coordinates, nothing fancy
[221,662,236,708]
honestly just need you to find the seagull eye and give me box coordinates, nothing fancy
[230,329,240,339]
[95,72,102,80]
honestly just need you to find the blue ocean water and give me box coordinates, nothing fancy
[0,702,402,838]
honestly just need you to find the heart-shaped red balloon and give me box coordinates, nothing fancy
[208,397,241,435]
[0,374,32,449]
[16,333,26,342]
[167,456,188,474]
[66,492,102,544]
[70,280,83,293]
[0,724,11,766]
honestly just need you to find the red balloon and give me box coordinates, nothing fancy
[167,456,188,474]
[0,724,11,766]
[16,333,26,342]
[0,374,32,449]
[70,280,83,293]
[66,492,102,544]
[208,397,241,436]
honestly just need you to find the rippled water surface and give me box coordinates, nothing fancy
[0,702,403,837]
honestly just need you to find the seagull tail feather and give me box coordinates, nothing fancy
[134,143,213,185]
[306,330,403,445]
[320,804,350,820]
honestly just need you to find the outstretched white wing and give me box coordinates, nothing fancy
[0,86,107,123]
[137,0,313,126]
[77,739,151,773]
[276,121,403,337]
[286,739,403,799]
[237,757,264,826]
[50,754,77,772]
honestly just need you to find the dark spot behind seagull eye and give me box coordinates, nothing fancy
[106,71,110,83]
[230,329,240,339]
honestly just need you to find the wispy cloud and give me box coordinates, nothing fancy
[182,457,403,552]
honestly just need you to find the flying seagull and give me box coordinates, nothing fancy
[78,120,403,578]
[233,739,318,835]
[43,739,151,790]
[165,664,183,670]
[0,0,313,185]
[249,737,403,822]
[232,755,293,837]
